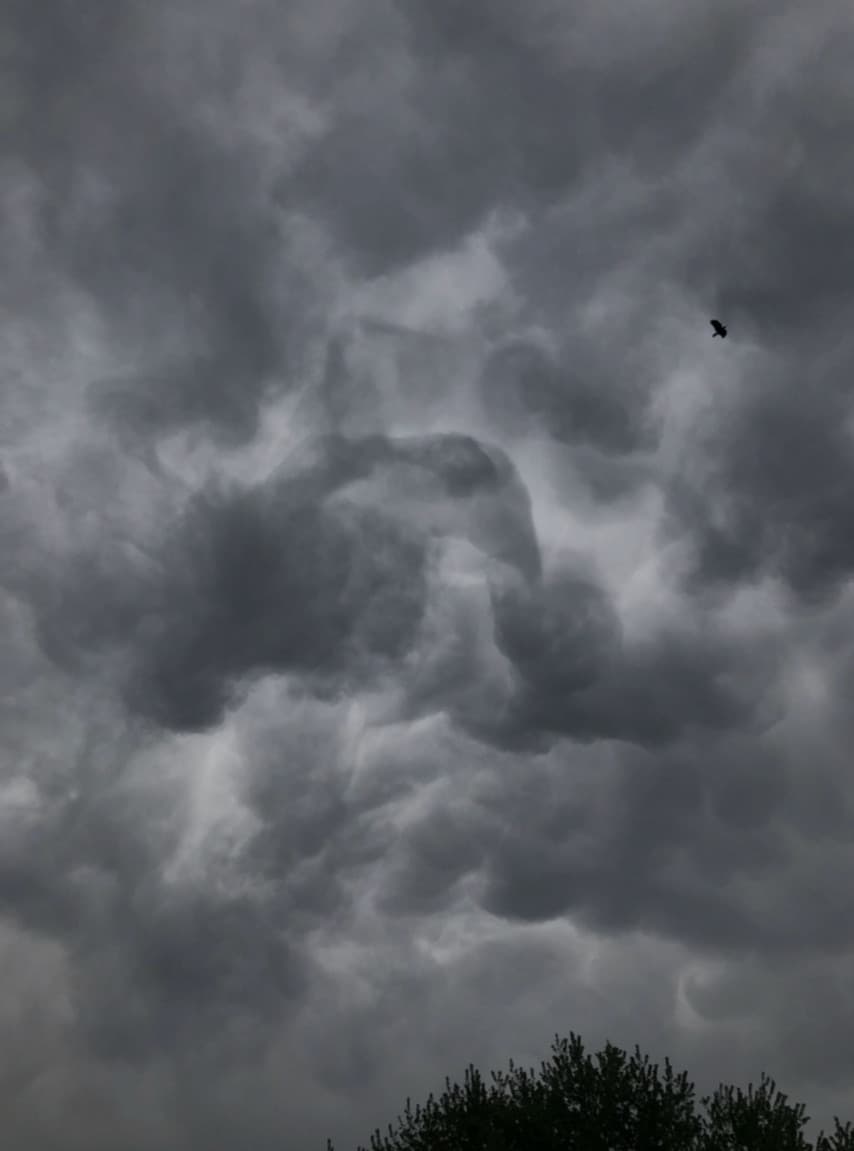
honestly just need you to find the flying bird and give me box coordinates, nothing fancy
[710,319,727,338]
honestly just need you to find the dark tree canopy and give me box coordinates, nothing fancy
[329,1031,854,1151]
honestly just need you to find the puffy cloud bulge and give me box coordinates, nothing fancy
[3,0,854,1147]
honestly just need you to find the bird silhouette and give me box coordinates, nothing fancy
[710,319,727,338]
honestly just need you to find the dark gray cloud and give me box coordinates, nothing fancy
[5,0,854,1147]
[489,569,775,748]
[289,0,761,277]
[478,740,791,947]
[476,335,653,457]
[17,429,538,731]
[6,0,329,446]
[126,483,427,730]
[666,352,854,602]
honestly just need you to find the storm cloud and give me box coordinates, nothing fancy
[4,1,854,1148]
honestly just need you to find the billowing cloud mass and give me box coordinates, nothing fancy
[4,1,854,1147]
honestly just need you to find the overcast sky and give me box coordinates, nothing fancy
[3,2,854,1147]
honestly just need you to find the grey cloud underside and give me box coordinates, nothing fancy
[651,21,854,606]
[477,337,654,457]
[22,421,776,752]
[666,354,854,602]
[76,890,306,1063]
[377,731,854,958]
[0,772,314,1071]
[7,1,318,446]
[25,432,540,731]
[7,0,854,1147]
[681,33,854,337]
[486,574,774,750]
[288,1,760,277]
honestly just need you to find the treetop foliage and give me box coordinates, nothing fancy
[328,1031,854,1151]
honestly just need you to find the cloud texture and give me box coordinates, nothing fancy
[4,1,854,1146]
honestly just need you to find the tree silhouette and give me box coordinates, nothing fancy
[327,1031,854,1151]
